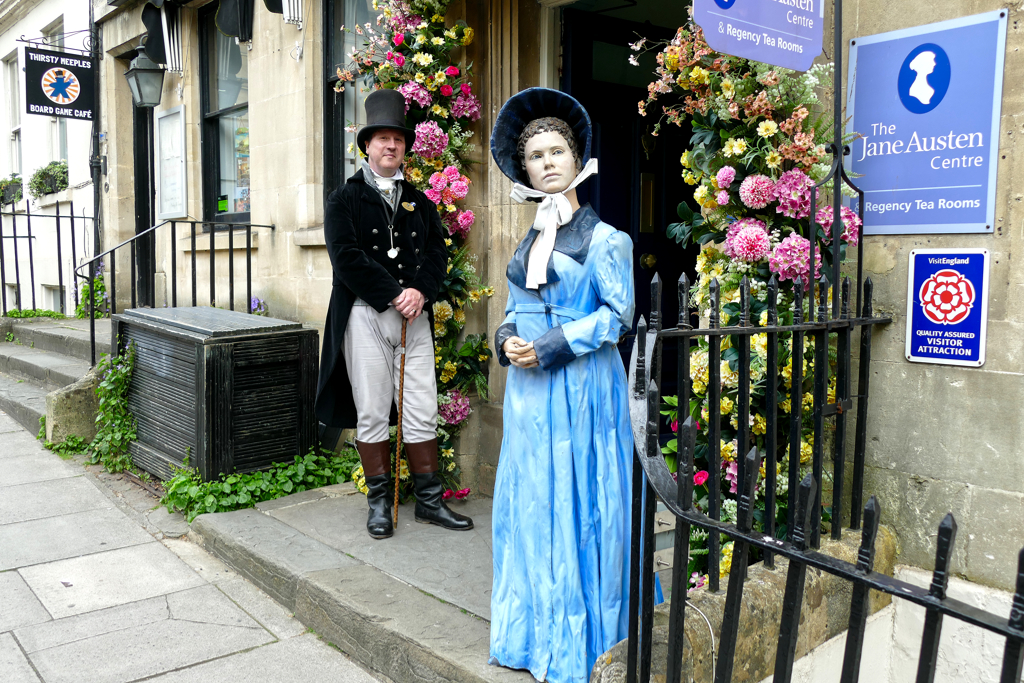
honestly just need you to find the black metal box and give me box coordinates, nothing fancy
[112,307,319,481]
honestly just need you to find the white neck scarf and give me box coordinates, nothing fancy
[509,158,599,289]
[366,163,404,194]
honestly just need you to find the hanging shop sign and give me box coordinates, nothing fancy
[692,0,823,72]
[905,248,989,367]
[24,47,96,120]
[848,11,1007,235]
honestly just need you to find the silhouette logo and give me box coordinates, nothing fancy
[42,68,81,105]
[897,43,950,114]
[714,0,737,9]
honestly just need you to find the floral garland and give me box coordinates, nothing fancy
[633,25,861,586]
[336,0,492,498]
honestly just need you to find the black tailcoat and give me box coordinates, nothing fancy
[315,168,449,428]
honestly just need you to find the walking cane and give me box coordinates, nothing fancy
[393,317,408,526]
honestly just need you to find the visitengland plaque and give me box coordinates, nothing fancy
[905,249,989,368]
[848,11,1007,235]
[693,0,824,72]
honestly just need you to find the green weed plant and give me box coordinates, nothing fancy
[87,344,138,472]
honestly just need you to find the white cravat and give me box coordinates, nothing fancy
[509,158,599,289]
[369,165,403,194]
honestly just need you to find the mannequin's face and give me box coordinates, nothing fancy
[366,129,406,177]
[523,131,577,193]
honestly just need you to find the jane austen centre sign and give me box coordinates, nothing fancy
[848,11,1007,234]
[24,47,96,120]
[693,0,824,72]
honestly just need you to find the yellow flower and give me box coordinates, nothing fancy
[721,79,735,99]
[766,150,783,170]
[759,310,769,327]
[432,13,446,23]
[757,120,779,138]
[478,354,488,361]
[721,439,737,462]
[431,37,445,45]
[433,300,454,323]
[720,395,734,415]
[721,359,739,388]
[680,151,691,168]
[453,308,466,325]
[683,171,698,185]
[444,238,453,246]
[803,391,814,410]
[446,204,457,213]
[411,52,432,67]
[433,159,444,170]
[415,72,426,83]
[352,466,368,494]
[694,185,709,203]
[444,29,457,39]
[440,361,457,383]
[690,348,709,394]
[398,459,410,480]
[435,320,447,337]
[434,70,447,83]
[435,354,442,367]
[347,142,355,154]
[441,447,455,459]
[462,27,474,45]
[432,105,449,117]
[753,414,766,435]
[720,542,734,580]
[446,461,456,472]
[408,168,423,182]
[690,66,709,84]
[722,138,748,157]
[753,333,768,360]
[800,439,813,464]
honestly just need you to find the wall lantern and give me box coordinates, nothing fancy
[124,45,165,108]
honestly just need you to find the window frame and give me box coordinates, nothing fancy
[43,19,68,163]
[198,3,250,225]
[323,0,372,196]
[5,52,22,176]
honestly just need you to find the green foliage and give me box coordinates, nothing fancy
[27,160,69,199]
[0,173,23,204]
[161,448,361,522]
[37,415,46,440]
[6,308,66,319]
[4,332,13,342]
[45,435,89,460]
[87,345,138,473]
[76,267,109,319]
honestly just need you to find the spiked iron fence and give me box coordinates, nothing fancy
[624,273,1024,683]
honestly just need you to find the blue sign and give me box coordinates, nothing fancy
[847,12,1007,235]
[905,249,989,367]
[693,0,823,72]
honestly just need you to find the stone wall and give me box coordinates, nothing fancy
[845,0,1024,592]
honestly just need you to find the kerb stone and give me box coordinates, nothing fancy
[46,365,100,443]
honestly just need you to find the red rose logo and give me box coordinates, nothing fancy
[919,269,975,325]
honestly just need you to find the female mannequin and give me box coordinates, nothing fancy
[489,88,635,683]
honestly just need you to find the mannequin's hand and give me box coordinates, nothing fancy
[503,336,538,369]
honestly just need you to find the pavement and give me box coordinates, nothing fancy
[0,409,383,683]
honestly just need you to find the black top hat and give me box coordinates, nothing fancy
[357,89,417,154]
[490,88,593,187]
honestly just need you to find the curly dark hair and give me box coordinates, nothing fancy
[517,117,582,174]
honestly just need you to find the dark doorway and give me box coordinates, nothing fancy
[133,103,156,308]
[563,6,700,392]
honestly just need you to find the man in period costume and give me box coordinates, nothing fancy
[316,89,473,539]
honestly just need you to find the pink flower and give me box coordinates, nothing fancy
[425,188,442,204]
[446,66,460,77]
[769,233,822,287]
[441,188,456,205]
[387,50,394,60]
[397,81,430,111]
[773,169,814,219]
[716,190,729,206]
[411,120,449,159]
[453,209,475,238]
[394,52,405,67]
[461,83,471,95]
[450,180,469,199]
[452,92,481,121]
[455,488,471,500]
[694,470,709,486]
[442,489,454,500]
[393,33,405,46]
[738,174,775,209]
[724,219,771,262]
[439,388,472,425]
[443,165,461,182]
[716,166,736,189]
[816,205,862,246]
[429,172,448,191]
[670,419,679,433]
[440,84,453,97]
[724,460,738,494]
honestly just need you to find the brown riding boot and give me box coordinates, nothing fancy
[355,440,393,539]
[404,438,473,531]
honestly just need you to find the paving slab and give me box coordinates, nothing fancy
[0,572,52,633]
[0,372,46,433]
[0,344,90,390]
[18,542,206,619]
[268,491,494,618]
[0,507,155,571]
[0,476,112,525]
[14,595,169,654]
[0,425,45,451]
[144,633,378,683]
[0,632,41,683]
[161,537,237,585]
[0,453,81,488]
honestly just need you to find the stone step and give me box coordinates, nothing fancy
[190,508,531,683]
[0,371,46,435]
[4,318,113,364]
[0,342,91,392]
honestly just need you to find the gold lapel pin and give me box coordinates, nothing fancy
[402,201,416,211]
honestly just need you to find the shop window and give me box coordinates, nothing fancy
[324,0,372,193]
[5,53,22,176]
[200,3,250,223]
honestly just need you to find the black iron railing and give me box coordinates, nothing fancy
[625,274,1024,683]
[73,219,275,365]
[1,202,96,316]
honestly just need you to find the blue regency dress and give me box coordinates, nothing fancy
[490,204,635,683]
